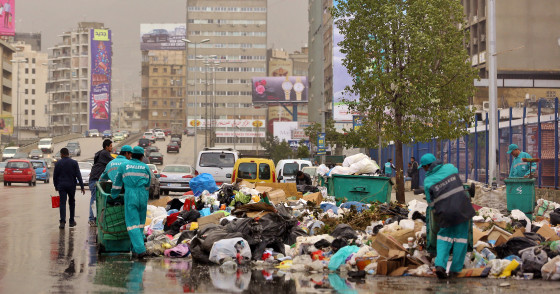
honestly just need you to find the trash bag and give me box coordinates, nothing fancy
[209,237,252,264]
[340,201,368,213]
[165,210,201,236]
[314,239,332,249]
[164,243,191,258]
[494,237,538,259]
[521,247,548,278]
[542,256,560,280]
[321,203,339,214]
[523,232,545,243]
[331,238,347,253]
[317,164,329,176]
[190,224,245,264]
[328,245,359,271]
[348,158,380,174]
[189,173,219,196]
[297,185,319,193]
[331,224,358,241]
[550,208,560,226]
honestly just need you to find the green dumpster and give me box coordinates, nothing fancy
[96,181,131,253]
[331,174,392,204]
[504,178,536,219]
[319,176,335,196]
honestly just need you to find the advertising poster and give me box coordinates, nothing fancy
[317,133,326,155]
[140,24,186,51]
[89,29,112,132]
[252,76,308,103]
[333,3,359,122]
[0,115,13,134]
[268,59,292,77]
[0,0,15,37]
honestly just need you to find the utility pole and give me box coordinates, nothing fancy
[488,0,498,186]
[204,61,208,148]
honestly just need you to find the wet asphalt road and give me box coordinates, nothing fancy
[2,136,560,292]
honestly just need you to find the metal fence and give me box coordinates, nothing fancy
[370,98,560,189]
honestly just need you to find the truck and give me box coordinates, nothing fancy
[170,123,183,140]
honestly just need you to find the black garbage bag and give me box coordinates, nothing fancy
[521,247,548,278]
[167,198,184,211]
[411,211,426,222]
[314,239,331,249]
[494,237,538,259]
[190,224,245,264]
[177,230,197,244]
[165,210,201,236]
[523,232,546,243]
[550,208,560,226]
[331,238,347,253]
[286,226,307,246]
[531,225,542,233]
[331,224,358,241]
[297,185,319,193]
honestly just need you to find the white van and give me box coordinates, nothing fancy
[276,159,313,183]
[196,148,239,185]
[2,147,20,161]
[38,138,54,153]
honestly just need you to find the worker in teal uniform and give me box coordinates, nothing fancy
[111,146,151,259]
[507,144,536,178]
[99,145,132,182]
[420,153,474,279]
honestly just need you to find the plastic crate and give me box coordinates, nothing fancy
[96,181,131,252]
[505,178,536,218]
[331,174,392,204]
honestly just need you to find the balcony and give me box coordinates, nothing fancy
[2,77,12,88]
[2,93,11,104]
[3,62,11,72]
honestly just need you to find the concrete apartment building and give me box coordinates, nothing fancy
[116,95,145,131]
[0,39,14,116]
[10,42,49,137]
[14,33,41,52]
[186,0,267,151]
[46,22,108,135]
[463,0,560,110]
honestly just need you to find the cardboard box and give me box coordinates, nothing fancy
[387,229,415,245]
[484,226,512,243]
[457,268,486,278]
[377,257,405,276]
[371,233,408,258]
[255,185,274,194]
[389,267,409,277]
[265,189,287,203]
[246,210,271,218]
[149,196,173,208]
[474,221,508,230]
[303,192,323,204]
[197,212,226,227]
[255,183,299,198]
[239,180,255,189]
[537,225,560,241]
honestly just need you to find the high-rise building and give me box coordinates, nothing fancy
[0,39,14,115]
[10,42,48,132]
[47,22,110,135]
[14,33,41,51]
[186,0,268,151]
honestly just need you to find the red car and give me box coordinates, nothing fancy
[164,129,172,136]
[167,142,180,153]
[4,159,36,186]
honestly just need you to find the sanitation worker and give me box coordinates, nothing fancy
[507,144,536,178]
[420,153,475,279]
[111,146,151,259]
[99,145,133,182]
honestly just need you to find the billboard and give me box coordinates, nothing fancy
[252,76,308,103]
[0,115,13,134]
[268,59,292,76]
[89,29,112,132]
[0,0,14,37]
[333,5,359,122]
[187,119,265,128]
[140,24,186,51]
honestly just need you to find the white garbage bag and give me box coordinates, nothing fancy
[343,153,369,167]
[348,158,380,174]
[209,237,252,264]
[329,166,353,175]
[317,164,330,176]
[510,209,532,232]
[407,199,428,219]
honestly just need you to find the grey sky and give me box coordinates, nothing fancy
[16,0,308,103]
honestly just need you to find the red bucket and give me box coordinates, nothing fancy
[51,195,60,208]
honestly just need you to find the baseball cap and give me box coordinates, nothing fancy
[120,145,132,152]
[507,144,518,154]
[132,146,144,155]
[419,153,437,168]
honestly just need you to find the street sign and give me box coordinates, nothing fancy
[317,132,326,155]
[353,115,363,131]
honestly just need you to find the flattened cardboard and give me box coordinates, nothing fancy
[254,185,273,194]
[457,268,485,278]
[475,221,507,230]
[197,212,226,227]
[510,228,525,239]
[536,225,560,241]
[255,183,299,197]
[389,267,409,277]
[265,189,287,203]
[473,226,487,244]
[371,233,408,258]
[303,192,323,204]
[495,235,508,247]
[377,257,405,276]
[239,180,255,189]
[484,226,512,242]
[387,229,415,245]
[246,211,271,218]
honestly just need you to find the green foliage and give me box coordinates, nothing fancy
[260,133,294,163]
[296,140,310,158]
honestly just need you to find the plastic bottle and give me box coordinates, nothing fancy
[481,248,496,260]
[221,260,238,272]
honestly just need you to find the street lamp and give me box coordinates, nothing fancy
[181,38,210,164]
[10,58,26,146]
[202,55,217,148]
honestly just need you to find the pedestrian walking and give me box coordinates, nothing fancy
[507,144,536,178]
[53,147,85,229]
[384,159,395,177]
[111,146,151,259]
[409,156,420,189]
[420,153,475,279]
[88,139,113,226]
[99,145,132,182]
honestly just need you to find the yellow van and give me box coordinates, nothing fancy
[231,158,277,183]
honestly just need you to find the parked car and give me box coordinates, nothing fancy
[30,160,50,183]
[143,131,156,143]
[231,158,276,184]
[113,132,125,142]
[38,138,54,153]
[159,164,195,195]
[2,147,20,161]
[28,149,44,159]
[142,29,170,43]
[196,148,239,185]
[138,138,151,148]
[87,129,100,137]
[276,159,313,183]
[66,141,81,157]
[102,130,112,139]
[148,152,164,165]
[3,159,36,186]
[170,137,182,148]
[167,142,180,153]
[78,161,93,185]
[155,131,166,141]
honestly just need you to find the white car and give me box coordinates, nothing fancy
[78,161,93,185]
[147,164,159,175]
[2,147,20,161]
[276,159,313,183]
[159,164,195,195]
[155,131,166,141]
[113,132,125,142]
[38,138,54,154]
[143,131,156,143]
[196,148,239,185]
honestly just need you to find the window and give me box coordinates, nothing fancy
[24,119,28,125]
[31,120,35,127]
[152,79,158,86]
[152,101,157,106]
[24,99,28,105]
[163,111,167,117]
[238,163,257,180]
[32,89,35,95]
[32,79,35,84]
[32,68,35,74]
[153,67,158,73]
[32,58,36,64]
[25,89,28,94]
[25,78,28,84]
[25,68,29,74]
[24,110,28,115]
[32,110,35,115]
[163,67,167,73]
[283,163,299,176]
[32,100,35,105]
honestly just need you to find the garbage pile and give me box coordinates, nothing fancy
[141,173,560,281]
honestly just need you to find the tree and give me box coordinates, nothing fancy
[260,133,294,163]
[332,0,477,202]
[296,140,310,158]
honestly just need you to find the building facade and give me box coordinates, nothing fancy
[0,39,14,115]
[116,95,145,131]
[47,22,107,135]
[14,33,41,52]
[186,0,268,151]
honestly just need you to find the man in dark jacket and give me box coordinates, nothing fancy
[409,156,420,189]
[88,139,113,226]
[296,170,312,185]
[54,148,85,229]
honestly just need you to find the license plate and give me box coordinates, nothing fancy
[14,170,22,173]
[168,183,182,187]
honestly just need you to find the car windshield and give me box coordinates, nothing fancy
[3,149,17,155]
[79,162,92,170]
[169,142,178,146]
[238,163,257,179]
[150,152,162,157]
[199,152,235,168]
[283,163,299,176]
[7,161,30,169]
[67,142,79,147]
[163,166,191,173]
[31,150,42,154]
[39,139,51,144]
[31,161,45,169]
